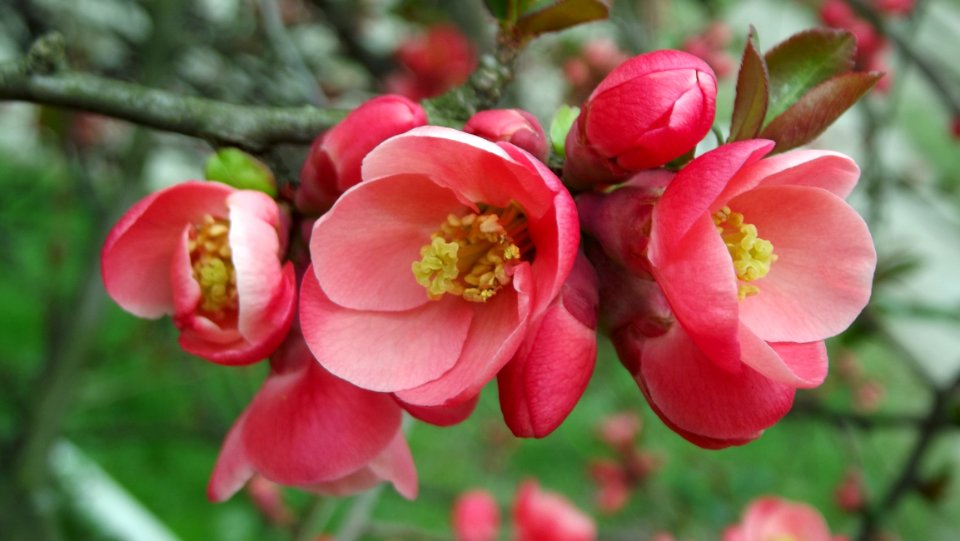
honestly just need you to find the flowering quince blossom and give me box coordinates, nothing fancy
[208,333,417,500]
[724,496,849,541]
[101,181,296,365]
[452,483,596,541]
[579,140,876,448]
[564,50,718,188]
[297,94,427,214]
[300,126,594,436]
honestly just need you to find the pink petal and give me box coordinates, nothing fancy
[515,480,596,541]
[178,263,297,365]
[651,140,772,254]
[227,190,285,344]
[300,269,473,392]
[362,126,556,219]
[650,214,741,372]
[498,253,598,438]
[170,225,201,317]
[739,326,828,388]
[453,490,501,541]
[101,181,232,318]
[240,338,404,486]
[399,395,479,427]
[715,149,860,206]
[742,497,834,541]
[310,174,466,312]
[393,264,532,405]
[367,430,418,500]
[732,186,876,342]
[639,323,796,444]
[207,410,255,502]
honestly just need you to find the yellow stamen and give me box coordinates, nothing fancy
[190,214,238,318]
[713,206,777,301]
[412,204,527,303]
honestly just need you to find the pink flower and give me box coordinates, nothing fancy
[297,95,427,213]
[207,334,417,501]
[386,25,476,101]
[579,141,876,447]
[300,127,588,433]
[724,497,848,541]
[464,109,550,162]
[564,50,717,188]
[515,481,596,541]
[101,181,296,365]
[682,22,735,78]
[452,490,500,541]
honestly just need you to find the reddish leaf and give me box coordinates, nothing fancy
[515,0,611,36]
[764,28,856,122]
[760,72,882,152]
[729,27,769,142]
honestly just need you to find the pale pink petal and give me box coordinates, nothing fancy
[362,126,555,219]
[240,339,404,486]
[732,186,876,342]
[739,326,828,388]
[207,410,255,502]
[310,174,466,312]
[393,264,531,405]
[300,269,472,392]
[227,190,284,343]
[639,324,796,444]
[101,181,232,318]
[715,150,860,206]
[651,214,741,372]
[178,263,296,365]
[170,225,201,317]
[498,253,598,438]
[367,430,418,500]
[650,140,772,255]
[743,497,834,541]
[399,395,479,427]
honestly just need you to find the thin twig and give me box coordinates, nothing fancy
[257,0,327,105]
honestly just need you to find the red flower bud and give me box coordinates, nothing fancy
[564,50,717,188]
[297,95,427,213]
[464,109,549,162]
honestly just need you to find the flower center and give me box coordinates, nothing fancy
[412,204,529,303]
[712,206,777,301]
[189,214,238,318]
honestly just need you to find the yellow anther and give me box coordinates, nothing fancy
[412,203,527,303]
[190,214,238,317]
[713,206,777,301]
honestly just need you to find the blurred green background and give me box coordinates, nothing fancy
[1,0,959,539]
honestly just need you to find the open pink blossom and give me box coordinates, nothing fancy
[724,497,849,541]
[515,480,597,541]
[101,181,296,365]
[452,490,500,541]
[579,141,875,447]
[301,126,587,432]
[208,334,417,501]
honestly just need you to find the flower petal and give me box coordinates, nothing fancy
[240,338,404,486]
[498,253,598,438]
[398,395,479,427]
[207,410,254,502]
[739,326,828,388]
[310,173,466,312]
[732,186,876,342]
[716,149,860,206]
[394,264,532,405]
[300,268,472,392]
[102,181,232,318]
[638,323,795,444]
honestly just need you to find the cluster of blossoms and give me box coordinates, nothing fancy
[101,44,875,503]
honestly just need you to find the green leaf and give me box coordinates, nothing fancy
[760,72,882,153]
[483,0,512,20]
[204,148,277,196]
[729,27,769,142]
[764,28,856,123]
[515,0,611,36]
[549,105,580,158]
